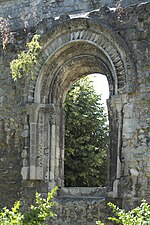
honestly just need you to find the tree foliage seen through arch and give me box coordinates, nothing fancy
[64,76,109,187]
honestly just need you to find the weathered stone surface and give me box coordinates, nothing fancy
[52,197,108,225]
[0,0,150,224]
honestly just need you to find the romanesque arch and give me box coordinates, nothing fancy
[22,18,135,196]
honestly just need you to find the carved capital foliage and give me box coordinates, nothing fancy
[25,103,55,117]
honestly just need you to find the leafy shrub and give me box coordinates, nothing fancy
[97,200,150,225]
[0,201,23,225]
[0,187,57,225]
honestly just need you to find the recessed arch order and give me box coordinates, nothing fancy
[25,17,135,103]
[22,17,136,194]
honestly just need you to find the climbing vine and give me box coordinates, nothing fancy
[10,34,42,81]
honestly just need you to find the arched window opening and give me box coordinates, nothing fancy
[64,74,109,187]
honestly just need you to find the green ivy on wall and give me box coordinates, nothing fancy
[10,34,42,81]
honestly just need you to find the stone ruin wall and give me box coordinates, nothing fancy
[0,0,147,31]
[0,0,150,224]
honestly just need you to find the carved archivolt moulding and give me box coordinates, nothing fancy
[24,18,135,104]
